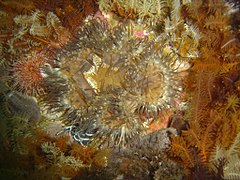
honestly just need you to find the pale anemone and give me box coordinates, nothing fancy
[42,17,194,148]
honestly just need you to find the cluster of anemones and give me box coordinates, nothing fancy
[3,9,197,148]
[40,16,193,148]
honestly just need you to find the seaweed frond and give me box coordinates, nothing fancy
[224,94,240,114]
[223,155,240,180]
[69,142,110,168]
[6,113,31,153]
[168,135,195,170]
[187,70,214,122]
[210,137,240,180]
[204,11,229,30]
[227,132,240,157]
[1,0,36,14]
[41,141,83,169]
[98,0,113,13]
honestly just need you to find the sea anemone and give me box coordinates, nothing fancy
[97,0,170,25]
[46,16,192,147]
[88,88,145,147]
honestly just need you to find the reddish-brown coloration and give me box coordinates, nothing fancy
[10,52,47,95]
[167,1,240,178]
[0,0,239,179]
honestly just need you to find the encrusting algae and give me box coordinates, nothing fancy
[0,0,240,179]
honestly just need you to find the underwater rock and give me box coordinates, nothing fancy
[6,91,40,121]
[128,128,178,153]
[154,159,184,180]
